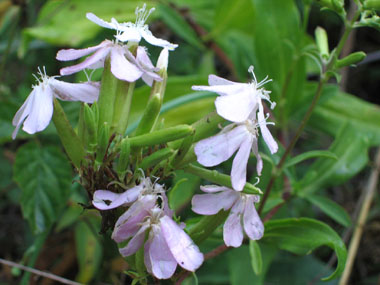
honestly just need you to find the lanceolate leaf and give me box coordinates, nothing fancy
[13,142,72,233]
[263,218,347,281]
[283,150,337,169]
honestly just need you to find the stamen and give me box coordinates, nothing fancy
[135,4,155,27]
[248,65,257,84]
[253,177,260,186]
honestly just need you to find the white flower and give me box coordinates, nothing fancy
[86,4,178,50]
[192,185,264,247]
[192,66,275,123]
[194,113,277,191]
[12,67,99,139]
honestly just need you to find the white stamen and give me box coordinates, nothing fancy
[135,4,155,27]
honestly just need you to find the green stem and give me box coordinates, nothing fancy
[183,164,262,195]
[188,211,229,245]
[112,81,135,135]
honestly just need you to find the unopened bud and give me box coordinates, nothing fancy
[117,138,131,180]
[315,27,329,60]
[134,93,161,136]
[317,0,344,14]
[336,51,366,68]
[140,148,174,170]
[364,0,380,10]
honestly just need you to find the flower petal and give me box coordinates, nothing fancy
[243,195,264,240]
[231,134,253,191]
[258,100,278,154]
[251,137,263,175]
[192,190,239,215]
[92,185,141,210]
[208,74,236,86]
[60,46,111,76]
[119,224,149,257]
[112,195,156,242]
[56,41,110,61]
[141,29,178,50]
[12,89,35,139]
[191,83,244,96]
[86,13,117,30]
[194,125,247,167]
[50,79,99,103]
[22,85,54,135]
[215,89,257,123]
[160,216,204,272]
[110,47,143,82]
[147,228,178,279]
[223,200,244,247]
[200,185,232,193]
[115,26,142,42]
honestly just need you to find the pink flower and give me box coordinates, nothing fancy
[192,185,264,247]
[192,66,275,123]
[194,112,277,191]
[57,42,161,86]
[116,206,204,279]
[12,68,99,139]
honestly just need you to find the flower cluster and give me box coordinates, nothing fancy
[92,178,203,279]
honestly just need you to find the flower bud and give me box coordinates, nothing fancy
[315,26,329,60]
[116,138,131,180]
[335,51,366,68]
[364,0,380,10]
[83,103,98,151]
[316,0,344,14]
[127,125,194,147]
[134,93,161,136]
[139,148,174,170]
[96,122,110,165]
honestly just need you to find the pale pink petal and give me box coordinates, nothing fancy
[156,48,169,70]
[112,195,156,242]
[119,224,149,257]
[141,29,178,50]
[50,79,99,103]
[215,90,257,123]
[144,240,153,274]
[56,41,110,61]
[22,85,54,135]
[223,201,244,247]
[12,89,35,139]
[92,185,141,210]
[115,27,142,42]
[243,196,264,240]
[135,47,162,86]
[147,228,178,279]
[208,74,236,86]
[258,100,278,154]
[231,134,254,191]
[161,192,173,217]
[194,125,247,167]
[160,216,204,272]
[251,137,263,175]
[60,46,111,76]
[192,190,239,215]
[86,13,117,30]
[110,47,142,82]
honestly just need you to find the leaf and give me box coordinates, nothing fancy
[284,150,337,168]
[309,84,380,146]
[13,142,72,233]
[75,217,103,283]
[263,218,347,281]
[157,4,204,49]
[249,240,263,275]
[169,171,201,211]
[297,124,369,195]
[22,0,154,47]
[304,194,352,227]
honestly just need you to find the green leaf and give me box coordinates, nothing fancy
[310,84,380,146]
[304,194,352,227]
[169,171,200,211]
[22,0,154,47]
[249,240,263,275]
[263,218,347,281]
[157,4,204,49]
[13,142,72,233]
[297,124,369,194]
[284,150,337,168]
[75,217,103,283]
